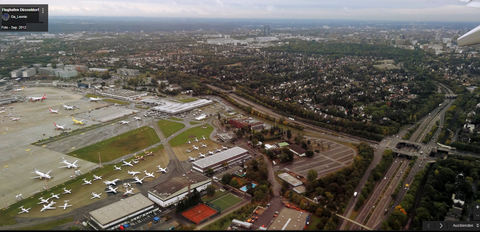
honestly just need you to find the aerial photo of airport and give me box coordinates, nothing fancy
[1,0,480,231]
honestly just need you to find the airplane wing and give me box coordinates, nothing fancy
[458,0,480,46]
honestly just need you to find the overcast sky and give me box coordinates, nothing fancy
[3,0,480,21]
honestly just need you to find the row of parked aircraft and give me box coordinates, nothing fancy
[187,145,229,159]
[186,136,207,144]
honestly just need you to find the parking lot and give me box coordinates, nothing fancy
[281,138,356,178]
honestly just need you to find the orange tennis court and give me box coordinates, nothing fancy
[181,203,219,225]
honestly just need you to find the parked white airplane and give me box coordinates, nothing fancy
[18,206,31,214]
[104,178,120,186]
[14,86,25,91]
[199,153,206,158]
[10,117,20,121]
[128,170,141,176]
[144,170,155,178]
[192,145,199,150]
[93,174,102,181]
[118,121,129,124]
[40,203,56,212]
[38,197,50,205]
[89,96,103,102]
[188,156,196,162]
[134,116,141,121]
[82,178,92,185]
[121,160,133,167]
[32,169,53,179]
[54,122,66,130]
[29,94,47,102]
[186,149,192,153]
[200,143,207,148]
[49,108,59,114]
[216,148,222,153]
[62,104,75,110]
[113,165,122,171]
[133,176,146,184]
[132,159,139,164]
[91,192,102,199]
[222,145,228,150]
[156,165,167,173]
[202,135,206,140]
[50,192,60,199]
[59,202,72,210]
[59,157,79,169]
[62,188,72,194]
[123,188,134,196]
[186,140,191,144]
[106,185,118,194]
[194,138,199,142]
[207,150,214,155]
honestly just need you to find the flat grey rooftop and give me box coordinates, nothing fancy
[151,99,213,114]
[192,147,248,169]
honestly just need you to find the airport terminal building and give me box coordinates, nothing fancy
[148,172,211,208]
[149,99,213,114]
[87,193,159,230]
[192,147,250,173]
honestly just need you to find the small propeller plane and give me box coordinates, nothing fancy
[128,170,141,176]
[121,160,133,167]
[18,206,31,214]
[186,149,192,153]
[118,121,129,124]
[188,156,196,162]
[54,122,66,130]
[202,135,206,140]
[134,116,141,120]
[72,117,84,125]
[59,201,72,210]
[222,145,228,150]
[106,185,118,194]
[49,108,59,114]
[38,197,50,205]
[62,188,72,194]
[208,150,214,155]
[134,155,145,161]
[93,174,102,181]
[14,86,25,91]
[186,140,191,144]
[194,137,199,142]
[91,192,102,199]
[82,178,92,185]
[32,169,53,179]
[156,165,167,173]
[192,145,199,150]
[200,143,207,148]
[144,170,155,178]
[40,203,56,212]
[123,188,134,196]
[133,176,146,184]
[199,153,206,158]
[59,157,79,169]
[104,178,120,186]
[132,159,139,164]
[62,104,75,110]
[113,165,122,171]
[89,96,103,102]
[50,192,60,199]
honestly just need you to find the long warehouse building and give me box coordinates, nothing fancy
[150,99,213,114]
[192,147,250,173]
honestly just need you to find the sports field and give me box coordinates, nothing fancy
[168,124,214,147]
[68,126,160,162]
[157,120,185,137]
[209,193,242,212]
[181,204,218,225]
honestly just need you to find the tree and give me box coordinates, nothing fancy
[221,173,232,184]
[307,170,318,182]
[205,168,214,176]
[206,185,216,196]
[252,138,259,146]
[287,129,292,140]
[306,150,314,157]
[229,179,240,188]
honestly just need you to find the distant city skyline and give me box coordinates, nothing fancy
[5,0,480,22]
